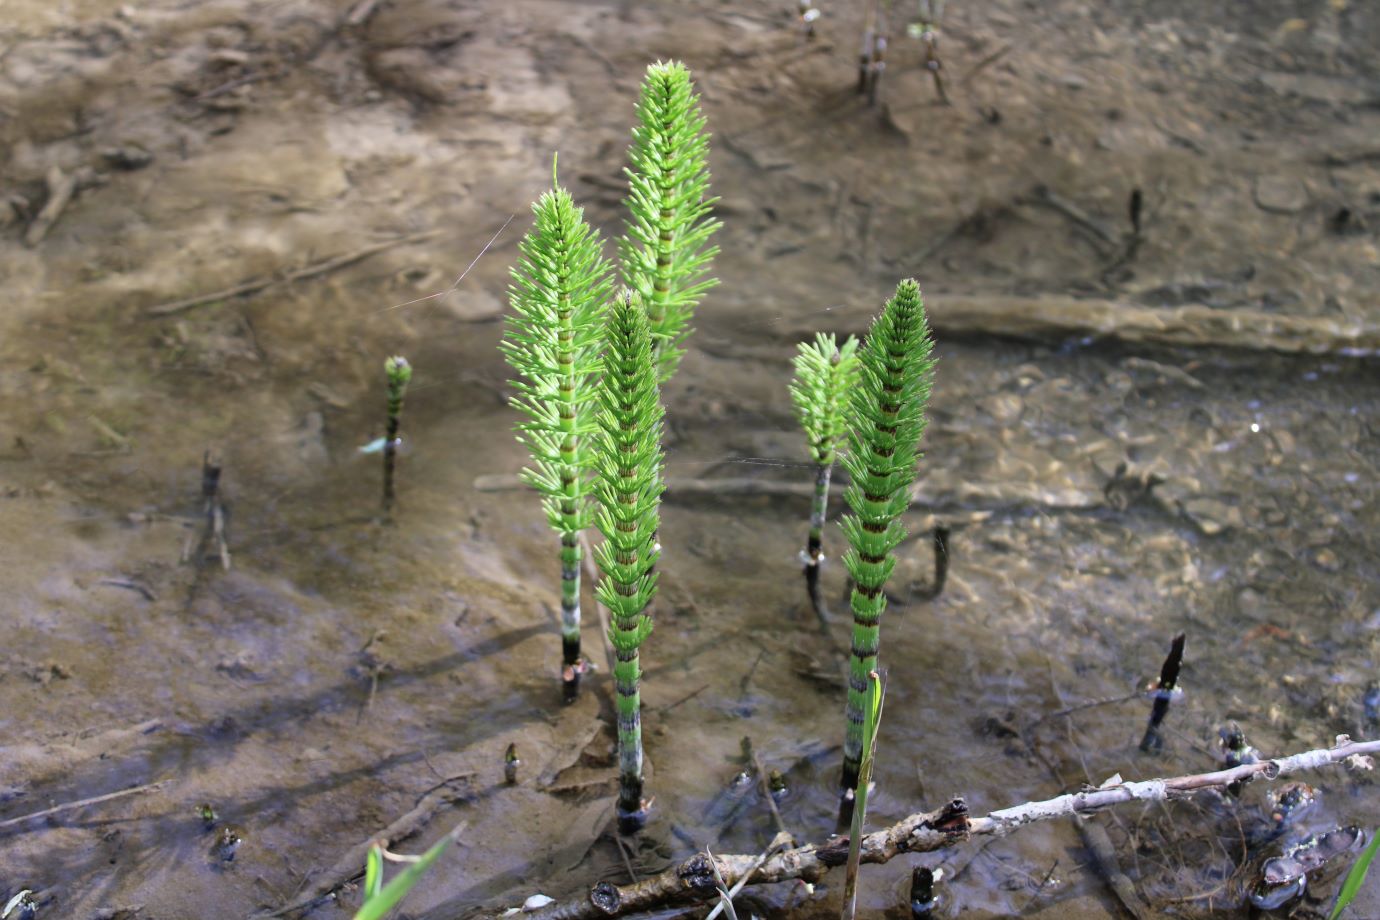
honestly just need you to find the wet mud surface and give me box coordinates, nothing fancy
[1,0,1378,917]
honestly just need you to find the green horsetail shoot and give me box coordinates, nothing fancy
[592,291,665,834]
[501,166,613,702]
[838,279,936,796]
[619,61,720,382]
[382,356,412,515]
[789,332,861,625]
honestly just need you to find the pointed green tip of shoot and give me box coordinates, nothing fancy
[620,58,719,385]
[385,355,413,390]
[552,150,559,188]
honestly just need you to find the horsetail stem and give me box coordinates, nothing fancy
[592,290,664,834]
[838,279,936,793]
[501,164,613,702]
[619,61,720,383]
[382,356,412,514]
[789,333,861,624]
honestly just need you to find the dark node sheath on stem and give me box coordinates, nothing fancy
[617,774,648,836]
[803,463,831,628]
[561,633,581,704]
[1139,632,1186,753]
[910,866,940,918]
[201,450,222,511]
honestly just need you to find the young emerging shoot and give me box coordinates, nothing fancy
[619,61,720,382]
[592,291,665,834]
[501,170,613,702]
[382,356,412,514]
[842,670,886,920]
[790,333,861,625]
[838,279,936,794]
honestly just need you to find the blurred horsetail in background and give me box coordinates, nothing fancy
[592,291,665,834]
[501,163,613,702]
[790,332,861,625]
[382,356,411,515]
[837,279,935,796]
[619,61,720,383]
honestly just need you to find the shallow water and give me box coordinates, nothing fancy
[1,0,1378,918]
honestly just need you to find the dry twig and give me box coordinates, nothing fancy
[506,737,1380,920]
[145,231,441,316]
[0,779,166,832]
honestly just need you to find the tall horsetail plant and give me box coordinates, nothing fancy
[789,333,861,626]
[838,279,936,799]
[619,61,721,382]
[501,168,613,703]
[592,291,665,834]
[382,356,412,515]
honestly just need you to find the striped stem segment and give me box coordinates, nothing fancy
[803,462,831,620]
[501,177,611,702]
[592,291,664,833]
[382,356,412,514]
[838,280,935,792]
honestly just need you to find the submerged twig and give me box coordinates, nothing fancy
[514,737,1380,920]
[144,231,441,316]
[0,780,166,833]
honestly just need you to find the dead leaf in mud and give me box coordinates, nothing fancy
[558,797,617,874]
[537,702,605,789]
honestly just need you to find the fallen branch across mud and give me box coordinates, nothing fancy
[474,474,1096,519]
[144,230,441,316]
[0,779,167,833]
[492,737,1379,920]
[914,296,1380,356]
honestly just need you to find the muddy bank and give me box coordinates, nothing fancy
[1,0,1378,918]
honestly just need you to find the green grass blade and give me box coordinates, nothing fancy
[842,670,887,920]
[353,835,452,920]
[1330,828,1380,920]
[364,844,383,900]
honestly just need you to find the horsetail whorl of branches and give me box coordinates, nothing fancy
[500,171,613,702]
[592,290,665,834]
[619,60,721,382]
[789,333,861,619]
[838,279,936,792]
[382,355,412,514]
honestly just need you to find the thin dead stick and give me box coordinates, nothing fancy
[477,474,1099,518]
[373,215,514,316]
[24,165,79,247]
[514,737,1380,920]
[704,832,791,920]
[748,747,788,842]
[885,295,1380,356]
[958,41,1013,86]
[345,0,383,26]
[145,230,442,316]
[0,779,166,832]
